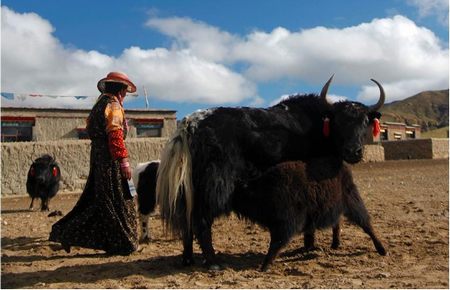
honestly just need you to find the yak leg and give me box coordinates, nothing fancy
[345,192,387,256]
[29,197,35,210]
[359,221,386,256]
[303,229,316,250]
[331,218,341,249]
[41,198,49,211]
[261,228,292,272]
[182,228,194,266]
[196,221,221,270]
[139,213,151,243]
[303,219,320,251]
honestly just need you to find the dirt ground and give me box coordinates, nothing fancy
[1,159,448,289]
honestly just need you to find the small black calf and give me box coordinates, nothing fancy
[132,160,159,243]
[233,156,386,271]
[26,154,61,211]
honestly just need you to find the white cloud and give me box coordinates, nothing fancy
[2,6,448,110]
[1,7,258,107]
[407,0,449,25]
[1,94,97,109]
[117,47,255,104]
[149,15,448,105]
[146,17,238,63]
[357,77,448,104]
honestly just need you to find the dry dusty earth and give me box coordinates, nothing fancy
[1,159,448,289]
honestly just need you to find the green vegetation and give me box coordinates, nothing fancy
[421,126,449,138]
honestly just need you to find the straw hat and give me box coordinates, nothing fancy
[97,71,137,93]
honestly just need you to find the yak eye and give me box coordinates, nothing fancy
[52,167,58,177]
[30,167,35,176]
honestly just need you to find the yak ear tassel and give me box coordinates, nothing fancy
[52,167,58,177]
[323,117,330,137]
[373,118,380,137]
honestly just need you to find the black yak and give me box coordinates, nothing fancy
[156,76,385,269]
[233,156,387,271]
[132,160,160,243]
[26,154,61,211]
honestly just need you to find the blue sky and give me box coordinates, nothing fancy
[2,0,449,119]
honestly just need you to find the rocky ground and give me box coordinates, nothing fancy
[1,159,448,288]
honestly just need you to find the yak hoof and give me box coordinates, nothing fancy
[208,263,222,271]
[377,246,387,256]
[62,243,71,253]
[331,242,340,250]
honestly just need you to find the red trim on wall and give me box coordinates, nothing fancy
[132,118,164,123]
[1,116,35,122]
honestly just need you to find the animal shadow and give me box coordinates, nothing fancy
[1,209,34,214]
[2,236,45,251]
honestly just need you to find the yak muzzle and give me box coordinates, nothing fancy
[343,146,363,164]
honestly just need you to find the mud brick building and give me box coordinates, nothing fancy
[1,107,177,142]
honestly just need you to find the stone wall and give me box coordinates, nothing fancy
[430,138,449,159]
[382,138,449,160]
[3,138,445,196]
[362,144,385,162]
[1,138,168,196]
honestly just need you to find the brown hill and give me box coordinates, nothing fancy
[380,89,449,131]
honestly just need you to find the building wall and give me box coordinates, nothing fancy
[1,138,168,196]
[1,107,177,141]
[382,138,449,160]
[362,144,385,162]
[365,122,421,143]
[385,123,407,140]
[431,138,449,159]
[34,116,86,141]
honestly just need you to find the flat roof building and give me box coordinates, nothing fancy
[1,107,177,142]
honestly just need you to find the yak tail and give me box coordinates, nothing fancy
[156,125,193,235]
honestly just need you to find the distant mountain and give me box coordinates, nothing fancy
[380,89,449,131]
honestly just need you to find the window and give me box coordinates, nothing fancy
[380,129,388,141]
[393,132,402,140]
[405,130,415,139]
[1,117,35,142]
[133,118,164,137]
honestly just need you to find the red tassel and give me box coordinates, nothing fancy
[323,117,330,137]
[373,118,380,137]
[52,166,58,177]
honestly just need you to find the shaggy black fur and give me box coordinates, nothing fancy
[186,96,381,267]
[159,79,385,268]
[136,161,159,216]
[132,161,160,242]
[26,154,61,211]
[233,156,387,271]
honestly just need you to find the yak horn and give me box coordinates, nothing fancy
[369,79,385,111]
[320,74,334,104]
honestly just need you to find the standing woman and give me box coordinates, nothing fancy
[50,72,138,255]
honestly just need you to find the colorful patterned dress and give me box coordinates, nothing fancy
[49,94,138,255]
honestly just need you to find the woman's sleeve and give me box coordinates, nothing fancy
[105,102,128,160]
